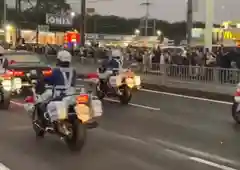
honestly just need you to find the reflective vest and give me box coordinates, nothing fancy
[53,67,75,96]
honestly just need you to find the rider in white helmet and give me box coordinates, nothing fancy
[101,48,122,69]
[36,49,77,131]
[44,49,76,96]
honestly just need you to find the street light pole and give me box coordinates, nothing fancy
[204,0,214,51]
[36,0,40,45]
[140,0,151,36]
[80,0,86,46]
[3,0,7,26]
[15,0,21,41]
[186,0,193,46]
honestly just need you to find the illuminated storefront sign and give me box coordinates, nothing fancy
[223,30,240,40]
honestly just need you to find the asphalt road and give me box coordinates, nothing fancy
[0,79,239,170]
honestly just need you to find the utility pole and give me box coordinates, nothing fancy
[204,0,214,51]
[186,0,193,46]
[140,0,151,36]
[152,19,156,36]
[80,0,86,46]
[3,0,7,26]
[15,0,21,40]
[36,0,40,45]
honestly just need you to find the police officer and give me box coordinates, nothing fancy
[101,49,122,70]
[44,49,77,97]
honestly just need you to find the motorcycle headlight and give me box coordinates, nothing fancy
[2,80,12,91]
[126,78,134,88]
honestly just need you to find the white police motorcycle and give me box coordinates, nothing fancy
[95,51,132,105]
[24,70,102,151]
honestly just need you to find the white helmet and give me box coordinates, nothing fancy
[57,50,72,62]
[111,49,122,57]
[0,46,4,55]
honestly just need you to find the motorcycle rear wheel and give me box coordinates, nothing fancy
[0,89,10,110]
[65,119,87,151]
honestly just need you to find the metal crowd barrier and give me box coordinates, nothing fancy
[133,63,240,87]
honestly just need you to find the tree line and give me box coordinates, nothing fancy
[0,0,219,41]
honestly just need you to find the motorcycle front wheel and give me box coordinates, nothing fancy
[32,106,45,138]
[65,119,87,151]
[232,102,240,124]
[119,85,132,105]
[0,89,11,110]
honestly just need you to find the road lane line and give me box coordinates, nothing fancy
[97,128,239,169]
[190,157,237,170]
[104,98,160,111]
[164,149,189,159]
[0,163,10,170]
[151,138,239,166]
[140,88,232,105]
[10,100,23,106]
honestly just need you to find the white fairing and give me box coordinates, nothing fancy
[109,76,122,87]
[235,96,240,103]
[47,101,68,122]
[40,86,76,122]
[134,76,141,86]
[91,99,103,117]
[24,103,35,114]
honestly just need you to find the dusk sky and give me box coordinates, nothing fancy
[69,0,240,23]
[7,0,240,23]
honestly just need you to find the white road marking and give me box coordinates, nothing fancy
[8,125,32,131]
[140,88,232,105]
[10,100,23,106]
[97,128,238,170]
[97,128,147,144]
[0,163,10,170]
[104,98,160,111]
[164,149,189,159]
[190,157,237,170]
[151,138,240,166]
